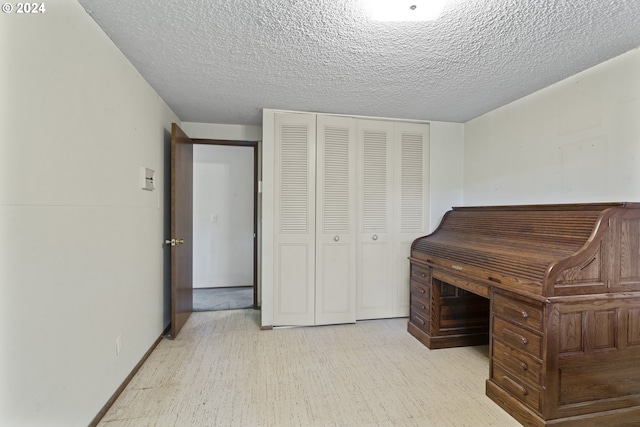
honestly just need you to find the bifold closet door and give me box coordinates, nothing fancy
[273,112,316,326]
[393,122,430,317]
[356,120,395,320]
[315,115,357,325]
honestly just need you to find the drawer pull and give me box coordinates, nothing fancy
[415,317,425,325]
[421,272,426,278]
[502,352,529,371]
[504,328,528,346]
[504,305,529,320]
[502,376,528,396]
[420,288,425,294]
[420,304,426,310]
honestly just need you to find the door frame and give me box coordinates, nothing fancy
[193,138,260,308]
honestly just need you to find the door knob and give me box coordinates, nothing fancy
[334,236,340,242]
[372,234,378,241]
[165,238,185,246]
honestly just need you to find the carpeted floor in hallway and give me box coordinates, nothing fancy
[193,287,253,311]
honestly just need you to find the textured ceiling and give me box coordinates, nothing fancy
[77,0,640,126]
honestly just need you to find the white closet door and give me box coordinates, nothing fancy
[394,122,430,317]
[315,115,357,325]
[273,112,316,326]
[356,120,395,320]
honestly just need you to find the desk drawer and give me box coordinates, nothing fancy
[492,364,541,412]
[410,280,430,299]
[411,264,430,283]
[493,292,543,331]
[492,339,541,386]
[411,293,430,314]
[410,309,430,332]
[493,317,542,358]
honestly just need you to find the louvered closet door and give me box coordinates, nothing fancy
[273,113,316,326]
[394,122,430,317]
[356,120,395,320]
[315,115,357,325]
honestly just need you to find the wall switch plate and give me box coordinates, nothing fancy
[141,167,155,191]
[211,214,218,223]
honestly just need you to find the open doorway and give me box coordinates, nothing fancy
[192,140,258,311]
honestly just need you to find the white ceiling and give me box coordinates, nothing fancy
[77,0,640,126]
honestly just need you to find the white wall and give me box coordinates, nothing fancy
[193,145,254,288]
[0,1,179,425]
[464,47,640,206]
[182,122,262,141]
[429,121,465,230]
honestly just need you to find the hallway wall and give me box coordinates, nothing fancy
[193,145,254,288]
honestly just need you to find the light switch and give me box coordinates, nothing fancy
[141,167,155,191]
[211,214,218,223]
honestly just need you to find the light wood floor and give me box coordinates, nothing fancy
[98,310,521,426]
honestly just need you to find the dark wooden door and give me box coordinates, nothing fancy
[169,123,193,338]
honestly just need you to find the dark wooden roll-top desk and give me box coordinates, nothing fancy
[408,203,640,426]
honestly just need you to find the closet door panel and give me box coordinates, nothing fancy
[276,243,313,317]
[356,120,395,320]
[359,242,393,314]
[394,123,430,317]
[318,242,352,313]
[315,115,357,325]
[273,113,316,326]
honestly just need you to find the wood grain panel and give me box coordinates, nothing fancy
[555,245,603,285]
[593,310,616,350]
[627,307,640,346]
[559,312,584,353]
[559,361,640,405]
[619,219,640,282]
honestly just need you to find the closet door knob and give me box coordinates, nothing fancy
[334,236,340,242]
[372,235,378,241]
